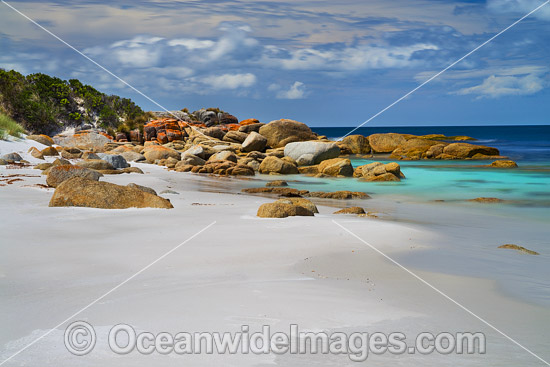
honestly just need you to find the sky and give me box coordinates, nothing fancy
[0,0,549,127]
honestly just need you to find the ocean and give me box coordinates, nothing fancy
[267,125,550,307]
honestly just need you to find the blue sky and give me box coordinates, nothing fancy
[1,0,549,126]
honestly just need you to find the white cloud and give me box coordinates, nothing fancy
[273,81,307,99]
[488,0,550,21]
[167,39,215,50]
[455,73,546,98]
[112,48,161,68]
[111,35,164,48]
[260,43,439,71]
[200,73,257,89]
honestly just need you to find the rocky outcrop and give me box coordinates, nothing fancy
[368,133,406,153]
[317,158,353,177]
[353,162,403,181]
[259,156,299,174]
[241,132,268,153]
[257,202,314,218]
[242,187,309,196]
[49,177,173,209]
[143,145,181,163]
[284,141,340,166]
[490,160,518,168]
[259,119,317,148]
[177,160,254,176]
[443,143,499,159]
[46,165,103,187]
[334,207,366,215]
[144,119,188,143]
[340,135,371,154]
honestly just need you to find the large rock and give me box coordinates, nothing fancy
[275,198,318,214]
[41,147,59,157]
[223,131,248,144]
[1,152,23,161]
[178,153,206,166]
[259,156,299,174]
[99,154,129,169]
[143,145,181,163]
[318,158,354,177]
[239,123,265,133]
[259,119,317,148]
[257,202,314,218]
[77,159,116,170]
[334,207,366,215]
[340,135,371,154]
[353,162,403,181]
[208,151,238,163]
[54,131,112,150]
[284,141,340,166]
[28,147,45,160]
[443,143,499,159]
[203,127,226,140]
[46,165,103,187]
[49,177,173,209]
[27,134,54,146]
[241,132,268,153]
[120,151,146,162]
[390,139,443,160]
[368,133,406,153]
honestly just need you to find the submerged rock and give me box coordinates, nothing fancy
[490,160,518,168]
[266,180,288,187]
[498,244,539,255]
[468,197,504,204]
[306,191,370,199]
[50,177,173,209]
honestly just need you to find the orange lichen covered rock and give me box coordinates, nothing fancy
[240,118,260,126]
[41,146,59,156]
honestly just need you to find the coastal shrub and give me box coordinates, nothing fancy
[0,113,25,139]
[0,68,146,135]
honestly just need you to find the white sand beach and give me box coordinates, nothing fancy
[1,138,549,366]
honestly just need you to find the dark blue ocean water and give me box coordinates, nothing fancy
[311,125,550,162]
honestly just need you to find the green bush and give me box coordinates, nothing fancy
[0,113,25,139]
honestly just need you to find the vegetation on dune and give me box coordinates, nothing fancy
[0,69,149,135]
[0,113,25,140]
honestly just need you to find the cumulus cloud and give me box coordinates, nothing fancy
[200,73,257,89]
[455,73,546,98]
[270,81,307,99]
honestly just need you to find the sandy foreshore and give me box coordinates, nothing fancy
[1,139,549,366]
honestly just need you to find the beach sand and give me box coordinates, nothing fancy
[1,140,549,366]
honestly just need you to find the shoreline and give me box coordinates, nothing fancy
[1,159,549,365]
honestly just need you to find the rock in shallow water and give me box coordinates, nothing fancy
[257,202,314,218]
